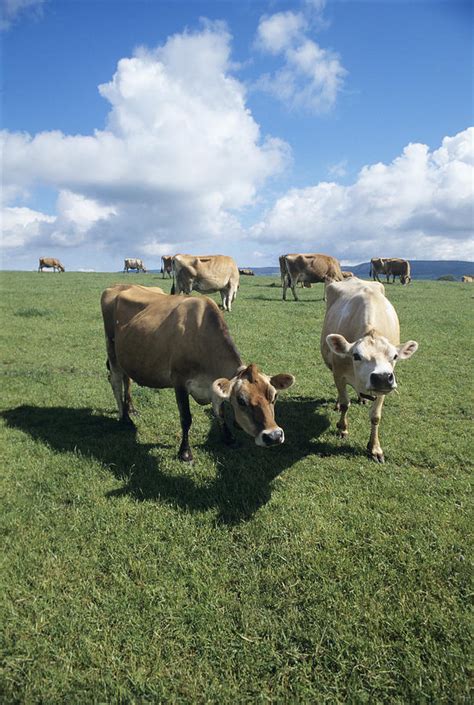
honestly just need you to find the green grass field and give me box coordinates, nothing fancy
[1,271,472,703]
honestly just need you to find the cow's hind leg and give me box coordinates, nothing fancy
[175,387,193,462]
[106,347,135,427]
[367,395,385,463]
[123,374,138,416]
[334,377,350,438]
[290,276,299,301]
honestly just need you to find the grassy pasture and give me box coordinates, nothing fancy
[0,271,472,703]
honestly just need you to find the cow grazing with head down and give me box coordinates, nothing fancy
[171,254,240,312]
[239,268,255,276]
[281,253,343,301]
[321,277,418,462]
[385,258,411,285]
[161,256,173,278]
[101,284,294,461]
[38,257,65,272]
[124,258,147,273]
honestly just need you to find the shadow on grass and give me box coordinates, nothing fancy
[2,398,346,523]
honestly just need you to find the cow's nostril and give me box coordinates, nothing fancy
[387,373,394,385]
[262,429,284,445]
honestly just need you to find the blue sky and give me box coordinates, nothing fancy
[1,0,473,270]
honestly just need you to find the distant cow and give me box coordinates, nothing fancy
[38,257,65,273]
[279,254,312,288]
[462,275,473,283]
[281,253,343,301]
[171,254,240,312]
[385,259,411,285]
[161,256,173,278]
[124,258,146,273]
[101,284,294,461]
[342,271,354,279]
[370,258,388,282]
[239,268,255,276]
[321,277,418,462]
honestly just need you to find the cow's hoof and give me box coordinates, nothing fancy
[336,429,348,439]
[368,447,385,463]
[179,448,193,462]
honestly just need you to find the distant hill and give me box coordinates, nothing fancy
[242,261,474,281]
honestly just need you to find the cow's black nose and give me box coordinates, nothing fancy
[370,372,395,389]
[262,428,284,445]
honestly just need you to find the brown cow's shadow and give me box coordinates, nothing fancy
[2,398,350,524]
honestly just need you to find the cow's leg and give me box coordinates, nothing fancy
[290,276,299,301]
[123,374,138,416]
[334,377,350,438]
[175,387,193,462]
[282,274,288,300]
[367,395,385,463]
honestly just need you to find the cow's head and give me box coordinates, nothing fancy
[326,331,418,395]
[401,274,411,285]
[211,363,294,446]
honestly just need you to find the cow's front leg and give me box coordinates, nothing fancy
[334,378,350,438]
[175,387,193,462]
[367,395,385,463]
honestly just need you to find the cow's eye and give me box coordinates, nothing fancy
[237,396,246,407]
[353,352,362,361]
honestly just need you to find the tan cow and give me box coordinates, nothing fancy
[239,268,255,276]
[281,253,343,301]
[461,275,473,283]
[161,255,173,278]
[38,257,65,272]
[342,271,354,279]
[370,257,387,282]
[321,277,418,462]
[124,258,147,273]
[101,284,294,461]
[171,254,240,312]
[279,254,312,288]
[385,258,411,285]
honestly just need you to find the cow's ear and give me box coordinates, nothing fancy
[270,373,295,390]
[326,334,351,357]
[211,378,233,415]
[397,340,418,359]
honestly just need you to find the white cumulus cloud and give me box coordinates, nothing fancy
[255,8,346,113]
[250,127,474,261]
[1,21,289,268]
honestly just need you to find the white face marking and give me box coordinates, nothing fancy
[351,336,398,394]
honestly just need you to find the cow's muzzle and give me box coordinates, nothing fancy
[369,372,396,393]
[256,428,285,447]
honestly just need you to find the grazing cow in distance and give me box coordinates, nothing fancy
[101,284,295,461]
[370,257,387,282]
[239,268,255,276]
[321,277,418,462]
[161,255,173,278]
[461,275,473,283]
[281,253,343,301]
[342,271,354,279]
[124,258,147,273]
[38,257,65,272]
[171,254,240,312]
[385,259,411,285]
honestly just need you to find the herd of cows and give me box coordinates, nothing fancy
[94,251,420,464]
[34,250,470,463]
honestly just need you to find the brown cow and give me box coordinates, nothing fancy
[385,258,411,285]
[38,257,65,272]
[161,255,174,278]
[370,258,387,282]
[171,254,240,312]
[101,284,294,461]
[124,258,147,273]
[281,253,343,301]
[321,277,418,462]
[239,268,255,276]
